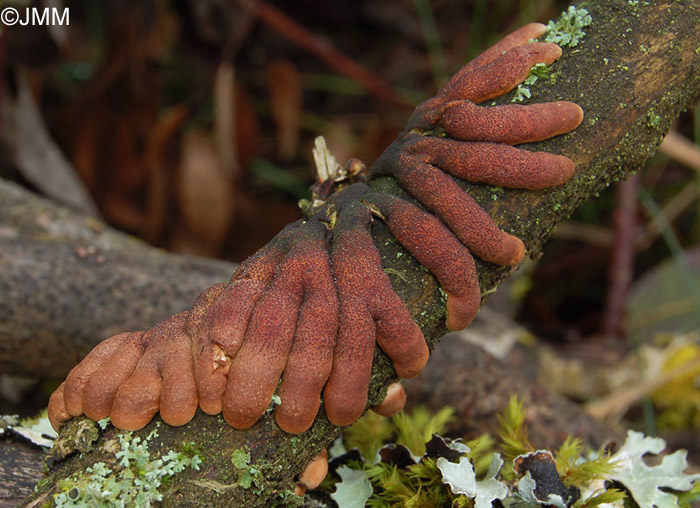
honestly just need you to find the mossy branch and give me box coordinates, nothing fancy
[19,1,700,506]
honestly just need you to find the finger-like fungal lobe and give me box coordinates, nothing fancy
[47,183,450,433]
[367,190,481,331]
[188,227,298,417]
[439,101,584,145]
[323,185,429,426]
[49,331,144,430]
[218,219,339,433]
[109,312,198,430]
[48,314,200,432]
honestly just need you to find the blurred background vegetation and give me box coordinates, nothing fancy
[1,0,700,459]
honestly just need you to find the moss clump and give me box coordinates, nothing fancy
[46,418,100,465]
[319,396,698,508]
[646,110,662,128]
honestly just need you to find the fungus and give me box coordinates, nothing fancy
[371,382,406,418]
[297,448,329,490]
[372,22,582,268]
[47,209,425,434]
[48,22,582,435]
[323,186,429,425]
[49,316,199,431]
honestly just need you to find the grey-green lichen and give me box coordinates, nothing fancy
[544,6,593,48]
[53,426,202,507]
[512,7,592,103]
[231,448,260,490]
[512,63,555,102]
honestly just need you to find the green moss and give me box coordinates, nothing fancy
[344,406,454,460]
[343,411,394,460]
[646,110,662,128]
[393,406,455,456]
[556,436,617,489]
[496,395,534,464]
[46,418,101,465]
[328,398,700,508]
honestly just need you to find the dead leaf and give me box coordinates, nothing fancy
[176,129,236,255]
[214,62,238,177]
[0,71,98,216]
[320,120,358,168]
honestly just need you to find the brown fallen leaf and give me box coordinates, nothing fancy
[175,129,236,256]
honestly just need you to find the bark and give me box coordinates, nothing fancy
[0,439,44,508]
[14,1,700,506]
[0,179,235,378]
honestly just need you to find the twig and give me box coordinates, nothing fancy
[553,181,698,251]
[235,0,411,109]
[660,130,700,173]
[601,173,640,339]
[551,220,614,247]
[636,180,698,250]
[586,353,700,422]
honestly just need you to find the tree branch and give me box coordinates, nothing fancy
[17,1,700,506]
[0,179,235,378]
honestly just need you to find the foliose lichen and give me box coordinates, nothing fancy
[53,427,202,507]
[512,63,555,103]
[544,6,593,48]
